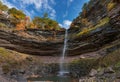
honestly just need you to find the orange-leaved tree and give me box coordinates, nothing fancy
[15,20,26,31]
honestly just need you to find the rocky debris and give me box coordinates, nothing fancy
[88,67,115,78]
[89,69,97,77]
[116,72,120,79]
[97,68,104,76]
[104,67,115,74]
[78,67,117,82]
[0,75,18,82]
[9,69,27,82]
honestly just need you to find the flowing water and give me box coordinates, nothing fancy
[27,29,120,82]
[59,29,69,76]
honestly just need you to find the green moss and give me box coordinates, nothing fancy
[0,47,10,57]
[77,17,110,36]
[0,23,7,28]
[107,2,116,11]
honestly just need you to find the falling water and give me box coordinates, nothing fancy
[59,29,69,76]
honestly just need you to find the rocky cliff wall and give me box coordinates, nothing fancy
[0,0,119,56]
[67,0,120,55]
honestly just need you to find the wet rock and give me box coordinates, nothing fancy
[97,68,104,76]
[19,69,25,75]
[10,70,18,76]
[104,67,115,74]
[89,69,97,77]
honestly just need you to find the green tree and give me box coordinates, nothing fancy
[32,13,61,30]
[32,16,43,28]
[8,8,26,20]
[0,1,8,11]
[82,3,88,10]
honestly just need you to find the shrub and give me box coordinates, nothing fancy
[82,3,88,11]
[0,23,7,28]
[0,47,9,57]
[8,8,26,20]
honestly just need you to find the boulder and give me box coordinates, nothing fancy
[104,67,115,74]
[89,69,97,77]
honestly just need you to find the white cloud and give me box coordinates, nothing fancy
[50,9,56,19]
[67,0,74,7]
[21,0,56,19]
[65,0,74,18]
[60,20,72,29]
[21,0,42,9]
[63,20,72,28]
[50,0,56,5]
[24,10,31,17]
[1,0,32,20]
[70,0,74,2]
[59,23,63,27]
[1,0,17,8]
[1,0,56,19]
[64,0,74,18]
[12,0,16,3]
[31,10,35,15]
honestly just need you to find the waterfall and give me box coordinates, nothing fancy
[59,29,69,76]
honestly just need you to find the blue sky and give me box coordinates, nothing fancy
[1,0,89,29]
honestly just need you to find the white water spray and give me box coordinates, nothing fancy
[59,29,68,76]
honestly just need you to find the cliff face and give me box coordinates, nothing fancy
[0,0,120,81]
[68,0,120,55]
[0,10,66,56]
[0,0,119,56]
[0,29,65,56]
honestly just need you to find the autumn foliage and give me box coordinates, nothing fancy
[0,1,62,31]
[8,8,26,20]
[15,20,26,31]
[15,16,32,30]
